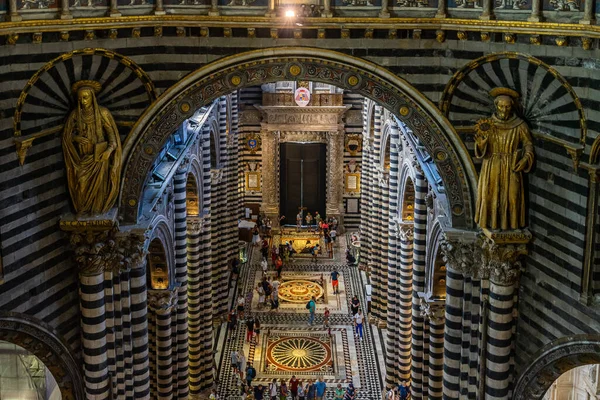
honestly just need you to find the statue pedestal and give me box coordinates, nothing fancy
[59,208,118,233]
[481,227,532,245]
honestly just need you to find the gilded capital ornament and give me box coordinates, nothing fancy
[147,289,178,312]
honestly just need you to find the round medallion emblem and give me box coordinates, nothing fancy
[289,65,302,76]
[267,336,332,372]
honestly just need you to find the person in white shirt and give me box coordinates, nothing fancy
[269,378,279,400]
[237,294,246,321]
[261,258,268,275]
[353,309,364,341]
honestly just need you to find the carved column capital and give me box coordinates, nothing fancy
[117,230,150,271]
[420,301,445,324]
[177,156,190,172]
[481,228,532,286]
[187,217,206,235]
[439,231,485,278]
[398,223,414,241]
[68,228,124,276]
[147,289,178,312]
[210,168,224,185]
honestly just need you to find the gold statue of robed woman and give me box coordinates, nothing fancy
[474,88,535,231]
[63,80,122,215]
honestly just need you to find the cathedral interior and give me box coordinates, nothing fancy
[1,0,600,399]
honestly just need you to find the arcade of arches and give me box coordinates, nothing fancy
[1,11,600,400]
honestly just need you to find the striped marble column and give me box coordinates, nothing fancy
[79,270,110,399]
[441,266,463,399]
[173,166,190,399]
[425,303,445,400]
[148,289,178,399]
[482,231,530,399]
[130,261,151,399]
[359,101,374,270]
[410,167,428,400]
[119,269,135,398]
[384,123,401,388]
[148,310,157,399]
[103,270,117,397]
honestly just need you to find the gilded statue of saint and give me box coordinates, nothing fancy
[63,80,122,215]
[474,88,535,230]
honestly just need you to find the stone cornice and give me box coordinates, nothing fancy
[1,16,600,41]
[256,105,351,132]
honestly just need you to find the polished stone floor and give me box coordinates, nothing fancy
[214,233,386,399]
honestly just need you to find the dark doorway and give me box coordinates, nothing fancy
[279,143,326,225]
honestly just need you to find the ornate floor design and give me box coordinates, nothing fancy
[215,239,384,399]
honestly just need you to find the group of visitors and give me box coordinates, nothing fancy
[257,275,280,311]
[235,375,356,400]
[386,382,410,400]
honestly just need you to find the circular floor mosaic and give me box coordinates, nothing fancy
[266,336,332,372]
[278,280,324,303]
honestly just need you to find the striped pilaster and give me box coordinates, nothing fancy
[79,272,110,399]
[130,265,150,399]
[427,307,445,400]
[460,276,473,395]
[148,290,178,399]
[442,267,464,400]
[398,227,414,382]
[468,278,484,396]
[371,106,388,321]
[104,270,117,397]
[148,310,157,399]
[174,168,190,399]
[485,282,516,400]
[359,101,374,270]
[423,317,430,399]
[411,168,428,400]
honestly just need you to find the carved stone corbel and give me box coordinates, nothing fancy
[147,289,178,312]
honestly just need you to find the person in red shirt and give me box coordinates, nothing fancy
[289,375,299,400]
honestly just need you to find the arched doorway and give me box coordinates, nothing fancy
[513,334,600,399]
[0,312,85,400]
[119,47,477,230]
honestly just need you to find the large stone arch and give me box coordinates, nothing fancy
[120,47,477,229]
[0,312,85,400]
[513,334,600,400]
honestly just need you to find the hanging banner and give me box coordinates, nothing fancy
[294,87,311,107]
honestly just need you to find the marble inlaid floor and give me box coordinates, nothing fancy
[214,236,386,399]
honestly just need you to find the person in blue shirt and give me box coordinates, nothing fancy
[307,296,316,326]
[398,381,409,400]
[306,379,316,400]
[343,383,355,400]
[314,377,326,400]
[330,270,340,294]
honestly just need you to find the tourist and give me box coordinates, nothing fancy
[271,287,280,311]
[307,296,316,326]
[246,316,255,342]
[254,384,265,400]
[324,233,332,257]
[252,226,261,246]
[209,388,219,399]
[297,380,306,400]
[350,295,360,316]
[227,309,237,342]
[269,378,279,400]
[310,244,320,263]
[262,277,273,302]
[266,217,272,237]
[334,384,344,400]
[323,307,330,328]
[346,249,356,266]
[314,377,326,400]
[306,380,316,400]
[330,228,337,247]
[254,317,261,343]
[386,386,395,400]
[280,380,289,400]
[246,363,257,387]
[261,240,269,261]
[231,350,240,375]
[315,211,322,227]
[261,258,268,276]
[275,256,283,278]
[321,220,329,235]
[398,381,409,400]
[231,257,240,286]
[344,383,356,400]
[257,284,266,308]
[331,269,340,294]
[271,245,278,266]
[305,212,313,227]
[283,245,290,266]
[353,309,364,341]
[237,292,246,321]
[289,375,299,400]
[296,211,303,231]
[238,352,246,379]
